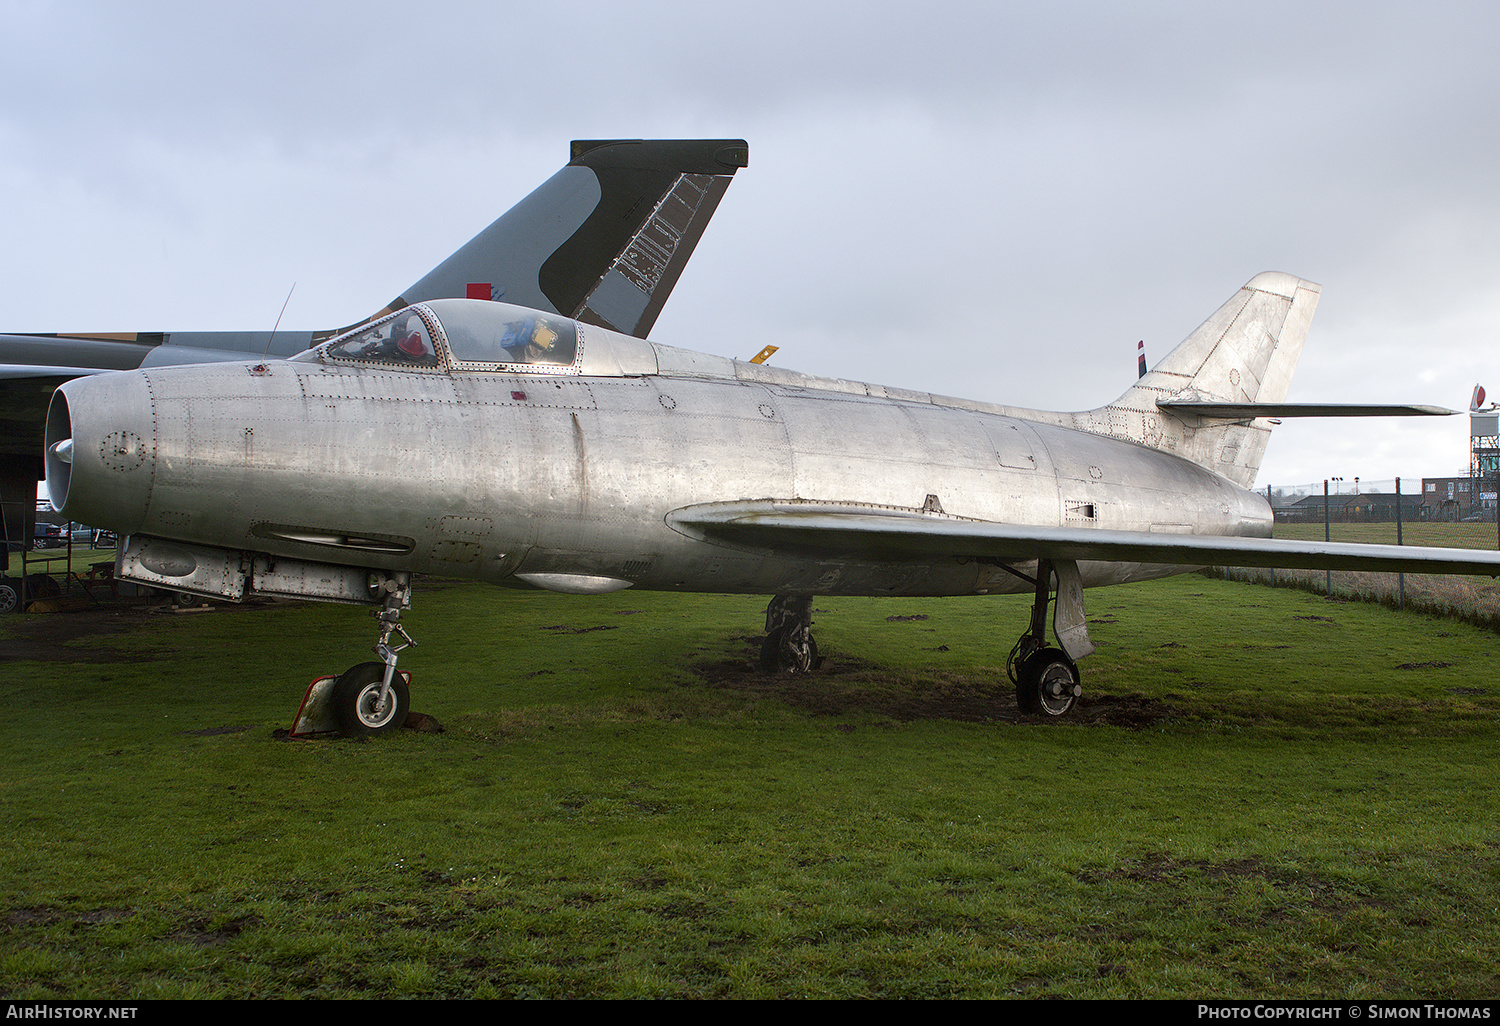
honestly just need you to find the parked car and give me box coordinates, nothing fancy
[33,522,99,549]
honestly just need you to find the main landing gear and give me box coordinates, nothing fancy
[1006,559,1091,717]
[760,594,818,674]
[333,579,416,737]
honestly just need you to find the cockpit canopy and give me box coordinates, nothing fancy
[309,300,582,374]
[325,310,440,366]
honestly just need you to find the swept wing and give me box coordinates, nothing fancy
[670,501,1500,577]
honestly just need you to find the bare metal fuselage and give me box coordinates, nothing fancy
[49,312,1270,602]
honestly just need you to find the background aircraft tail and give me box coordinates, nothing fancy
[1072,271,1321,489]
[366,138,749,340]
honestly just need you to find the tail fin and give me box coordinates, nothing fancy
[1075,272,1322,488]
[359,138,749,340]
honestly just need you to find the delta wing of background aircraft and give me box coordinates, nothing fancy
[1,138,750,557]
[37,141,1500,736]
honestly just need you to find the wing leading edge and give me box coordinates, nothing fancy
[668,501,1500,577]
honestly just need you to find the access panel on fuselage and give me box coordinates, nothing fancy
[771,390,1054,523]
[578,377,795,523]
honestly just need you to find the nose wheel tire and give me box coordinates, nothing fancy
[1014,647,1080,717]
[332,661,410,737]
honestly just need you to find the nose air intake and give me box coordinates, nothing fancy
[44,390,73,512]
[43,372,157,535]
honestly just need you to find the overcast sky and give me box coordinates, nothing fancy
[5,0,1500,489]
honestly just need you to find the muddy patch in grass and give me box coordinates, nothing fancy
[1075,853,1374,919]
[691,638,1178,728]
[0,595,298,664]
[6,905,133,927]
[0,607,162,664]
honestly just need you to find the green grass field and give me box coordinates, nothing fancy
[3,574,1499,998]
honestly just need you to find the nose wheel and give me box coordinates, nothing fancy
[333,661,411,736]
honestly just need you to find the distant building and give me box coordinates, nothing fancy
[1351,491,1426,521]
[1276,490,1426,524]
[1264,396,1500,524]
[1422,476,1479,521]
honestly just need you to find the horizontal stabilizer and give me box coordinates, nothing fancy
[669,501,1500,577]
[1158,400,1457,418]
[0,364,112,380]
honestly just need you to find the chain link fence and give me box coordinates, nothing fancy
[1215,478,1500,625]
[1264,478,1498,524]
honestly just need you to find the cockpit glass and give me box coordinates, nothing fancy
[325,313,439,367]
[318,301,584,374]
[442,308,579,369]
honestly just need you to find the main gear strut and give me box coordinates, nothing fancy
[760,593,818,673]
[1005,559,1085,716]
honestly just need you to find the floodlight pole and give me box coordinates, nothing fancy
[1324,479,1332,598]
[1395,476,1405,612]
[1266,484,1275,588]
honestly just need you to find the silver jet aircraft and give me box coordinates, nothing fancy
[39,146,1500,735]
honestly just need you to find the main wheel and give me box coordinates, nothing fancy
[332,661,410,737]
[759,628,818,674]
[0,578,19,615]
[1015,647,1079,717]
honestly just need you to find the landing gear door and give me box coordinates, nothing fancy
[1051,559,1094,661]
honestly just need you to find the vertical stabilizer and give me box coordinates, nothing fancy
[1072,272,1321,488]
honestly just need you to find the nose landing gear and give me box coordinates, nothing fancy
[325,577,417,737]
